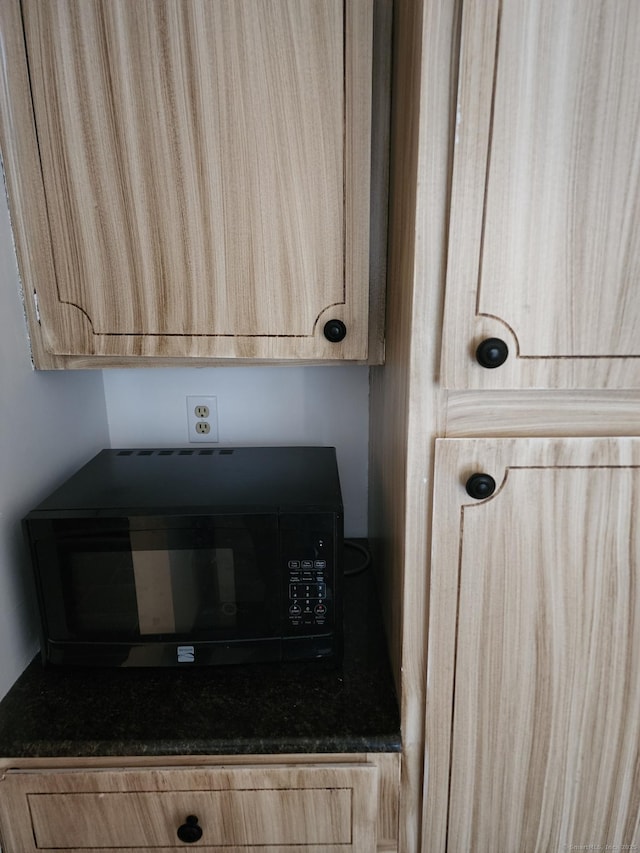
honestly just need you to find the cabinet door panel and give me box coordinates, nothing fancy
[424,437,640,852]
[0,0,373,363]
[441,0,640,388]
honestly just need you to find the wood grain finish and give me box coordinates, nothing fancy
[0,753,400,853]
[425,437,640,851]
[441,0,640,389]
[0,762,381,851]
[445,390,640,437]
[0,0,376,365]
[370,1,640,850]
[369,0,460,849]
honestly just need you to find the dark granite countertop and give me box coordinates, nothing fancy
[0,545,400,758]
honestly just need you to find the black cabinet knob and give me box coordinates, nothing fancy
[476,337,508,368]
[177,815,203,844]
[465,473,496,500]
[323,319,347,342]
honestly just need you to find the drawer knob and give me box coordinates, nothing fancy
[324,319,347,342]
[177,815,203,843]
[465,473,496,500]
[476,337,508,368]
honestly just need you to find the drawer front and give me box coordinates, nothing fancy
[30,788,350,848]
[0,764,378,851]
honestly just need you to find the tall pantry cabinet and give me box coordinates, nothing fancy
[370,0,640,850]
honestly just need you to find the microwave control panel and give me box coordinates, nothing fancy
[287,559,330,628]
[281,516,339,637]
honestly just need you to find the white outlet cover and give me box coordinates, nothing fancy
[186,395,219,443]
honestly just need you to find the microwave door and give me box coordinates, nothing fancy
[31,515,282,663]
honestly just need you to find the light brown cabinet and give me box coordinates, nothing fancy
[0,0,386,368]
[0,754,400,852]
[440,0,640,390]
[369,0,640,850]
[417,2,640,848]
[417,2,640,847]
[424,437,640,851]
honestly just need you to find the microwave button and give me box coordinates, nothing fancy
[289,603,302,617]
[288,560,300,569]
[290,583,326,599]
[301,560,314,569]
[314,603,327,617]
[314,560,327,569]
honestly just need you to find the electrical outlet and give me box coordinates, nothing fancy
[186,396,219,443]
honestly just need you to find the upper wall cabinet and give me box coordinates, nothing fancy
[441,0,640,389]
[0,0,386,368]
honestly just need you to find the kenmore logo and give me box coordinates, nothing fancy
[177,645,195,663]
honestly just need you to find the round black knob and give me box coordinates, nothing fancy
[476,337,508,368]
[465,473,496,500]
[177,815,203,844]
[323,319,347,343]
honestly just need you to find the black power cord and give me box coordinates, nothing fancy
[344,540,371,576]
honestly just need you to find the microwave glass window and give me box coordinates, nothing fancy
[132,547,237,634]
[52,519,277,642]
[66,550,138,634]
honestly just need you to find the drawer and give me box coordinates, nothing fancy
[0,764,378,851]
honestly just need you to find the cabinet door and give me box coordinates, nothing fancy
[0,764,378,851]
[0,0,374,366]
[441,0,640,389]
[424,437,640,852]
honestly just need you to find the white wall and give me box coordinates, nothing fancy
[0,190,109,700]
[103,365,369,536]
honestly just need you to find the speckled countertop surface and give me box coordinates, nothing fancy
[0,549,400,758]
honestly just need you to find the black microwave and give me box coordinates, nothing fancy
[23,447,343,667]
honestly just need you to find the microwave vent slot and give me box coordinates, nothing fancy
[115,448,235,457]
